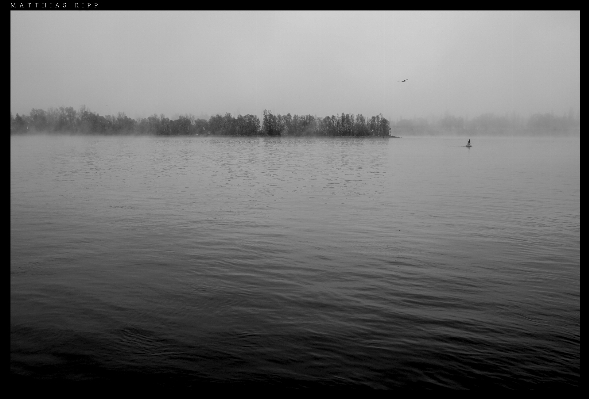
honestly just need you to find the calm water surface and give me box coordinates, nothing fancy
[11,135,580,389]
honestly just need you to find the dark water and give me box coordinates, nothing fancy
[11,135,580,389]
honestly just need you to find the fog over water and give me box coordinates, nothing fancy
[10,9,580,390]
[10,11,580,122]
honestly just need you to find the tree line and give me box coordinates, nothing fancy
[10,106,391,137]
[10,106,579,136]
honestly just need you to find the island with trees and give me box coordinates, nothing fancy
[10,107,391,137]
[10,106,579,136]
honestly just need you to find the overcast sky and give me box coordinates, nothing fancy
[10,10,580,121]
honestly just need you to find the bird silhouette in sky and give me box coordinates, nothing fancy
[398,79,408,82]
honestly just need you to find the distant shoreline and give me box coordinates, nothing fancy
[11,106,579,137]
[10,108,391,138]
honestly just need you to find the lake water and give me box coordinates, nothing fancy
[10,134,580,389]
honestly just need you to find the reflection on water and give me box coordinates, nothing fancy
[11,135,580,389]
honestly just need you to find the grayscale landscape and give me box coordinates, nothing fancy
[11,10,580,390]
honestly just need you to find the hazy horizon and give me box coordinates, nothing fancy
[10,11,580,122]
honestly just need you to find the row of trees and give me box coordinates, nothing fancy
[10,106,579,136]
[10,106,392,137]
[10,106,210,136]
[392,111,580,135]
[261,111,391,137]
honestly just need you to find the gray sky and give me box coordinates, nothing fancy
[11,11,580,121]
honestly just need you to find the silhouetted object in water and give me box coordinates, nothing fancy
[398,79,408,82]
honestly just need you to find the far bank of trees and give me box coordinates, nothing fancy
[10,106,579,136]
[10,106,391,137]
